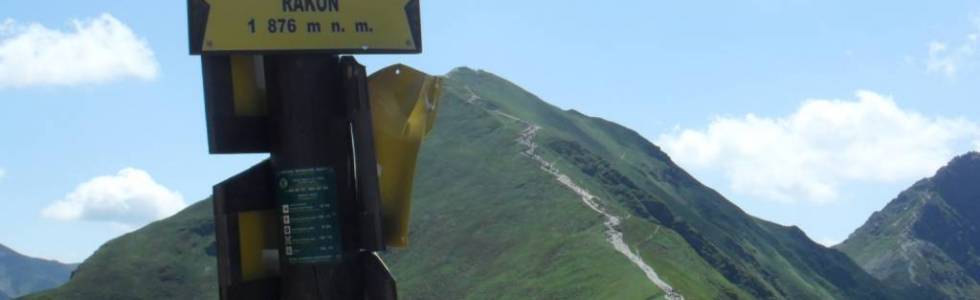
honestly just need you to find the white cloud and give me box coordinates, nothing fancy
[926,17,980,78]
[42,168,186,227]
[658,91,980,204]
[0,13,159,88]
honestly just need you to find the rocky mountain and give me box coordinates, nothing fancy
[0,244,74,298]
[838,152,980,299]
[29,67,895,299]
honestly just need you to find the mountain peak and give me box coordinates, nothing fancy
[931,151,980,214]
[29,65,898,300]
[0,243,13,254]
[941,151,980,168]
[937,151,980,175]
[447,66,480,78]
[0,243,75,298]
[840,151,980,299]
[0,243,30,260]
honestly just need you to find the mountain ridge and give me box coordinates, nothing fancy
[457,66,897,298]
[29,66,896,299]
[0,243,74,298]
[839,151,980,299]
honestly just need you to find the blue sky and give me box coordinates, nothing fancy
[1,0,979,262]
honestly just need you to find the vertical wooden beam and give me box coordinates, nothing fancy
[268,54,363,300]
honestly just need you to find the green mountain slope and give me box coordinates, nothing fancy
[0,244,74,298]
[838,152,980,299]
[30,67,893,299]
[25,200,219,300]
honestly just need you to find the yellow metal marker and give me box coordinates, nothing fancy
[230,55,267,116]
[237,210,278,281]
[189,0,422,54]
[369,64,441,247]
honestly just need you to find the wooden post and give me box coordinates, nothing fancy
[268,54,361,299]
[211,54,394,300]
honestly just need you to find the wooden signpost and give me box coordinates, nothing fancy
[188,0,425,299]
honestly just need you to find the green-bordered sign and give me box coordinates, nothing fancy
[277,167,343,264]
[188,0,422,54]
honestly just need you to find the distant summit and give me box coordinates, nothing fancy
[839,151,980,299]
[0,243,74,298]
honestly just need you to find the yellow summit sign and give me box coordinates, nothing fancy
[188,0,422,54]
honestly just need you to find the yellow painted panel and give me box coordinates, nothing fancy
[238,210,278,281]
[202,0,419,53]
[230,55,268,116]
[369,64,441,247]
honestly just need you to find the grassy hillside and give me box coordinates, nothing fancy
[30,67,895,299]
[839,152,980,299]
[26,199,218,300]
[438,67,895,299]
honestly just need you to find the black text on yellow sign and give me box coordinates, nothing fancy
[188,0,422,54]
